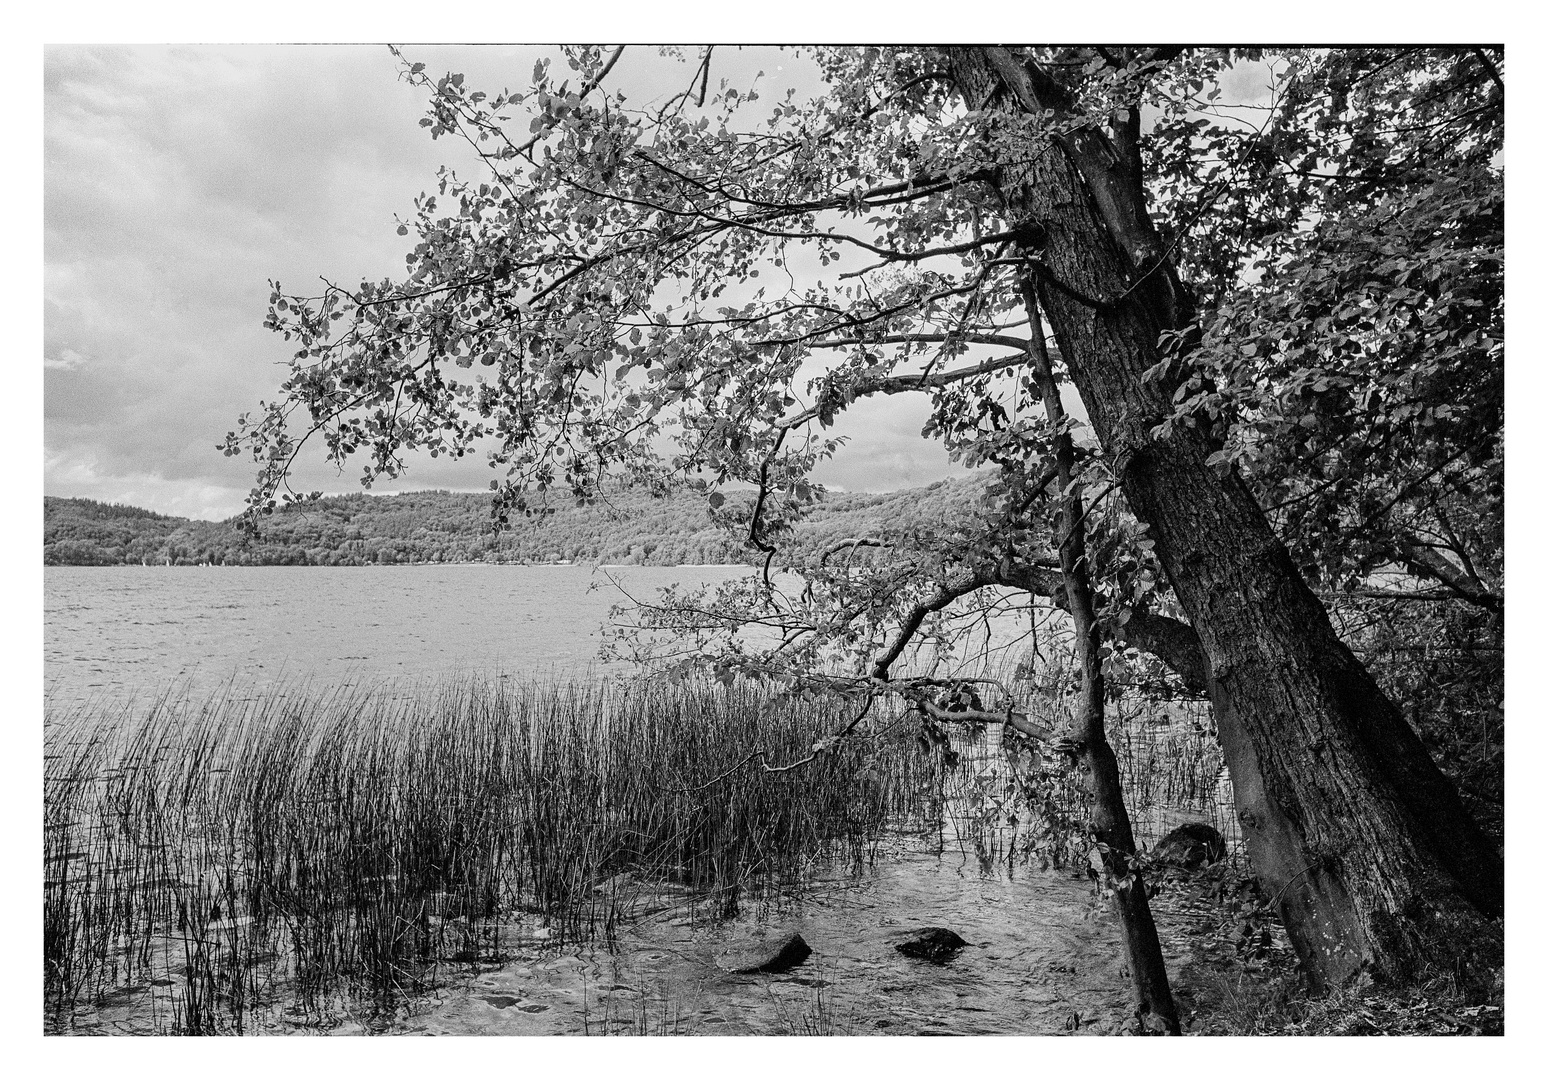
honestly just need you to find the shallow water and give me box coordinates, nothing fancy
[47,565,1245,1037]
[396,839,1145,1037]
[57,855,1258,1038]
[57,830,1187,1038]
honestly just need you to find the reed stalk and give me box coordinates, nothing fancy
[44,674,932,1033]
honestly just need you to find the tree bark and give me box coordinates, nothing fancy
[951,47,1503,992]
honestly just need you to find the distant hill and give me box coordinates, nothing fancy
[44,479,990,568]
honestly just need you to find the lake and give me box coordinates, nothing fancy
[44,564,753,711]
[45,564,1245,1036]
[45,563,1039,713]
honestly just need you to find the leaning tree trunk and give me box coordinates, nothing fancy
[1025,285,1179,1034]
[951,48,1503,992]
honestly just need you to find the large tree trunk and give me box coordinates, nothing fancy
[951,47,1503,992]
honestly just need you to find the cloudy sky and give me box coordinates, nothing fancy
[43,44,970,522]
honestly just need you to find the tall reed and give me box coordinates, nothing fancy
[44,675,932,1033]
[931,652,1237,876]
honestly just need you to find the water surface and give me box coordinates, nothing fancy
[46,564,1245,1037]
[45,564,751,710]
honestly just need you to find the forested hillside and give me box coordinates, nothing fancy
[44,479,987,567]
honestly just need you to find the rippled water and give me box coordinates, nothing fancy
[44,564,752,711]
[66,828,1226,1038]
[397,837,1145,1037]
[46,564,1241,1037]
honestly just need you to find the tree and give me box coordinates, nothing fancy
[228,45,1503,996]
[1162,49,1502,619]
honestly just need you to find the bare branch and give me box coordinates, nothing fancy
[671,689,877,793]
[747,427,789,587]
[914,697,1053,740]
[871,566,997,680]
[779,353,1029,431]
[1317,588,1478,604]
[1471,47,1504,96]
[803,332,1033,352]
[818,537,889,566]
[1395,536,1502,613]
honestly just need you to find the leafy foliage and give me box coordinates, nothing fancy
[217,47,1505,837]
[1156,49,1503,609]
[224,47,1502,665]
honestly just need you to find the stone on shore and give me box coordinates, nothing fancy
[1151,822,1227,869]
[729,932,813,974]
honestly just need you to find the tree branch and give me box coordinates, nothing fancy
[818,537,889,566]
[1471,48,1504,96]
[995,554,1210,696]
[1396,536,1502,613]
[779,352,1028,430]
[871,566,997,680]
[672,689,877,793]
[915,697,1053,740]
[803,331,1033,352]
[508,46,626,160]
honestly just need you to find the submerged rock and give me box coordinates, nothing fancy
[895,927,970,963]
[1151,822,1227,869]
[730,932,813,974]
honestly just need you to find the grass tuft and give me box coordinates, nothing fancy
[45,675,932,1033]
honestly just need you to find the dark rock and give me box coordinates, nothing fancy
[731,932,812,974]
[894,927,970,963]
[1151,822,1227,869]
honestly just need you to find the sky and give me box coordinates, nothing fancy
[43,44,969,521]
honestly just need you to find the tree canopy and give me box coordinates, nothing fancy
[231,46,1500,631]
[228,46,1504,997]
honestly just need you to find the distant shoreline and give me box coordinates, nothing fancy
[44,481,984,568]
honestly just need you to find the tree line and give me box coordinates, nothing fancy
[44,479,987,568]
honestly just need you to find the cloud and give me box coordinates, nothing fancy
[813,395,967,493]
[42,46,978,520]
[45,448,253,521]
[44,46,484,515]
[1219,58,1278,104]
[44,346,85,371]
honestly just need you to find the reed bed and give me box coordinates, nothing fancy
[44,675,935,1034]
[937,688,1238,875]
[1106,696,1239,853]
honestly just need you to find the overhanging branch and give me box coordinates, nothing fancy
[779,353,1029,430]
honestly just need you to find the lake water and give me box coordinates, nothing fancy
[45,565,1249,1036]
[45,563,1039,713]
[44,564,753,711]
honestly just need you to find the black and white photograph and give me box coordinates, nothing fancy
[36,21,1523,1047]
